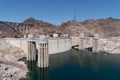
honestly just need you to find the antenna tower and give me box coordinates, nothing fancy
[74,9,76,21]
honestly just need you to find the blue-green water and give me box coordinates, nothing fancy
[20,49,120,80]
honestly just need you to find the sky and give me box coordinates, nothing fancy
[0,0,120,24]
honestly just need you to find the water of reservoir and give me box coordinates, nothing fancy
[20,49,120,80]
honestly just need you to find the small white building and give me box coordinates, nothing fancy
[53,33,58,38]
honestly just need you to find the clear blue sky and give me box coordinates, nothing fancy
[0,0,120,24]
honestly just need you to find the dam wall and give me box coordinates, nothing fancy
[2,36,120,54]
[48,37,71,54]
[3,37,71,55]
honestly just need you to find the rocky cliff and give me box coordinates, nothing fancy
[0,39,27,80]
[19,17,62,37]
[60,17,120,38]
[0,17,120,38]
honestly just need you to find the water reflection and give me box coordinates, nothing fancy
[27,61,37,71]
[27,61,37,80]
[27,61,49,80]
[49,51,70,69]
[38,68,49,80]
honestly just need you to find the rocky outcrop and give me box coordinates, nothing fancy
[101,37,120,54]
[19,17,62,37]
[0,63,27,80]
[0,39,27,80]
[60,17,120,38]
[0,17,120,38]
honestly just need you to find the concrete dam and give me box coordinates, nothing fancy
[2,34,101,68]
[3,37,71,55]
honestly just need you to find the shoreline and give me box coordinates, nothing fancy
[0,56,28,80]
[0,40,28,80]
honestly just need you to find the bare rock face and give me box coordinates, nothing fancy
[0,63,27,80]
[0,17,120,38]
[101,37,120,54]
[0,39,25,62]
[60,17,120,38]
[0,40,27,80]
[19,17,62,37]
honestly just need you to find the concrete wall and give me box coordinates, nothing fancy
[71,36,79,46]
[71,36,93,47]
[71,36,102,49]
[48,37,71,54]
[3,37,71,55]
[3,37,120,54]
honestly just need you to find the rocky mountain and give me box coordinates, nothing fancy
[59,17,120,38]
[0,17,120,38]
[18,17,62,37]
